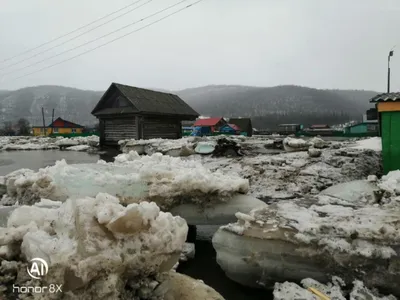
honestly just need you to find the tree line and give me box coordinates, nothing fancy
[1,118,30,136]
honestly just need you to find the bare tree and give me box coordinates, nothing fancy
[2,121,15,136]
[17,118,30,136]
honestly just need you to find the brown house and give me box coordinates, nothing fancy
[92,83,199,146]
[228,118,253,137]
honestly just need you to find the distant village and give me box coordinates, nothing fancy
[0,83,380,144]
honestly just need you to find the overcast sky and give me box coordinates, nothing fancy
[0,0,399,92]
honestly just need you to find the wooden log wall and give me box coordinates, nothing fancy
[142,117,181,139]
[104,117,137,144]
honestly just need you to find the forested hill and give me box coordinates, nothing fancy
[0,84,379,128]
[178,85,379,128]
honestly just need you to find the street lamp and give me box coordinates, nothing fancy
[388,50,394,93]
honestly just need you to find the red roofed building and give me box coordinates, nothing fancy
[193,117,227,132]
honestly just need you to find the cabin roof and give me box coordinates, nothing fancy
[92,82,199,118]
[370,92,400,103]
[194,117,224,126]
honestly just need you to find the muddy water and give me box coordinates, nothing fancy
[0,150,273,300]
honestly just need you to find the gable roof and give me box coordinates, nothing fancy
[370,92,400,102]
[92,83,199,118]
[228,118,252,130]
[194,117,224,126]
[48,117,84,128]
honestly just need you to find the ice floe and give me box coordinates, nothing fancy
[2,153,249,210]
[213,177,400,296]
[201,146,382,201]
[0,135,99,152]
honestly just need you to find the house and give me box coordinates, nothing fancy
[219,123,241,134]
[193,117,226,133]
[278,124,302,135]
[370,92,400,173]
[344,122,378,135]
[91,83,199,146]
[31,117,84,136]
[364,108,378,123]
[190,126,212,136]
[228,118,253,137]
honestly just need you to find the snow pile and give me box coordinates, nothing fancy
[65,145,91,151]
[274,278,396,300]
[283,137,310,151]
[308,147,322,157]
[55,136,99,147]
[352,137,382,151]
[4,153,249,209]
[119,135,250,157]
[377,170,400,199]
[55,138,79,146]
[119,137,197,156]
[0,193,188,299]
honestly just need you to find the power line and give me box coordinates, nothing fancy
[13,0,204,81]
[2,0,189,77]
[0,0,149,65]
[0,0,152,72]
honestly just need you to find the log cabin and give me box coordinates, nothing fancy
[91,83,199,147]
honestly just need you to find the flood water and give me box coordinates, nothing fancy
[0,150,116,175]
[0,150,272,299]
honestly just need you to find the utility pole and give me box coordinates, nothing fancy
[51,108,55,135]
[41,107,46,136]
[388,49,394,93]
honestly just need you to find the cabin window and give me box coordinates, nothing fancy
[53,128,59,133]
[72,128,76,133]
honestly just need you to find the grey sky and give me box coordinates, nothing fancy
[0,0,399,92]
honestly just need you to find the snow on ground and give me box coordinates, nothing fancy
[273,278,396,300]
[0,135,99,151]
[200,146,382,201]
[351,137,382,151]
[0,193,188,299]
[2,153,249,209]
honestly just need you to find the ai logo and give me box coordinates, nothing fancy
[27,258,48,279]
